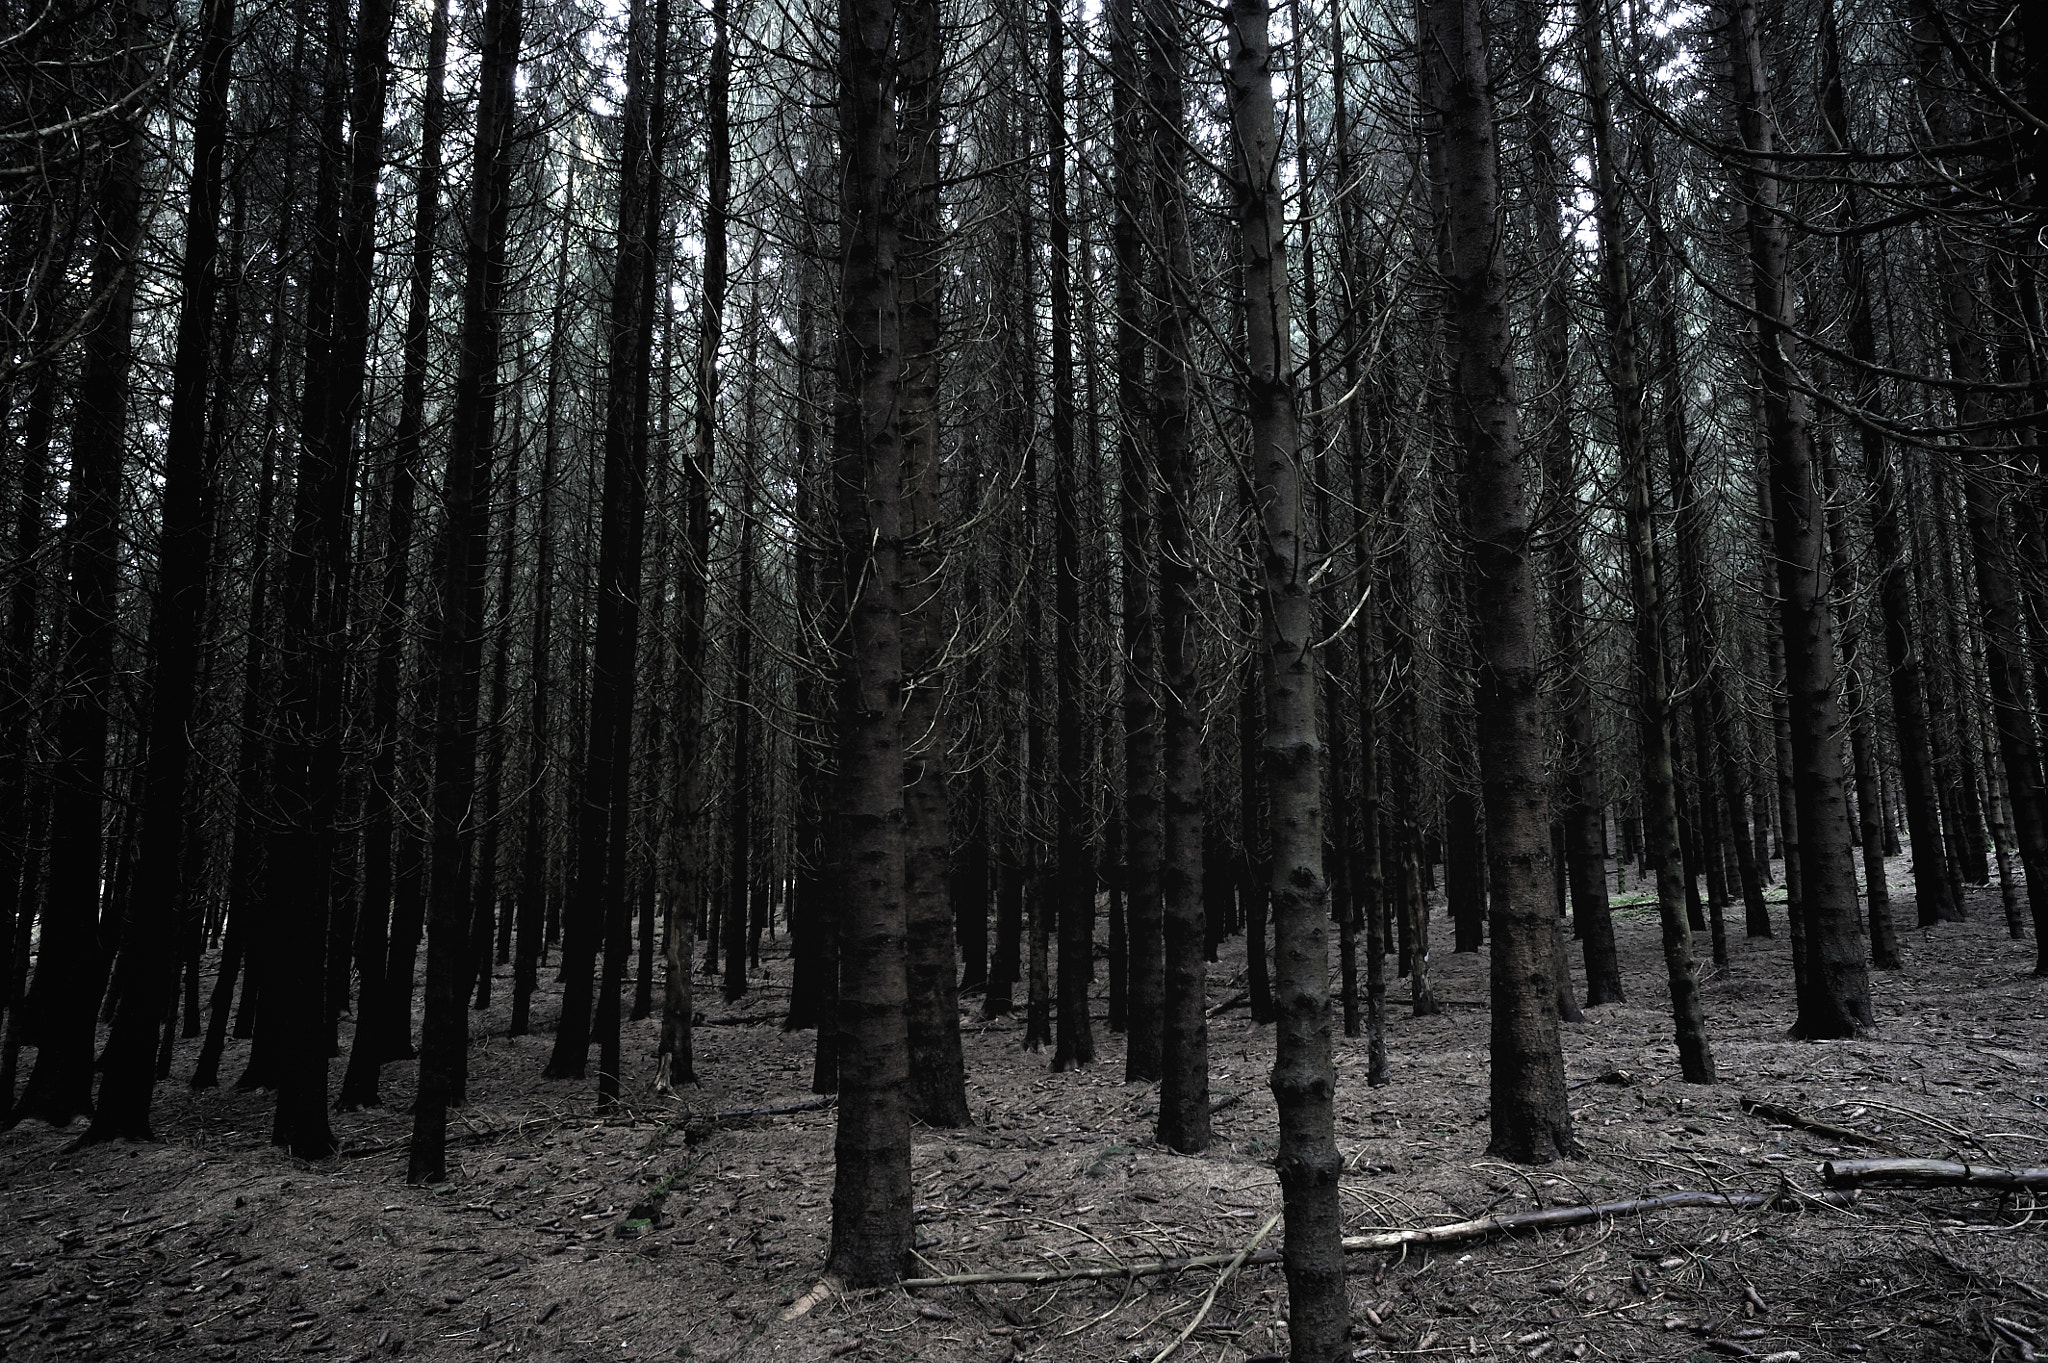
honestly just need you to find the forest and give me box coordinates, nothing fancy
[0,0,2045,1357]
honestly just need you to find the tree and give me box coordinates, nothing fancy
[1225,0,1346,1350]
[410,0,525,1184]
[1726,0,1872,1036]
[1423,0,1578,1162]
[824,0,914,1286]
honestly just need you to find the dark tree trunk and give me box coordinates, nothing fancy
[1328,5,1388,1082]
[1523,1,1620,1006]
[663,0,723,1093]
[1425,0,1577,1161]
[1225,0,1348,1349]
[1578,1,1714,1082]
[546,0,663,1091]
[408,0,523,1183]
[1113,0,1162,1084]
[81,0,236,1140]
[898,0,971,1115]
[260,0,395,1153]
[466,425,522,1014]
[1727,0,1872,1037]
[511,166,571,1041]
[12,0,150,1129]
[824,0,913,1286]
[1820,437,1899,968]
[1149,0,1208,1156]
[1048,0,1093,1075]
[335,0,441,1084]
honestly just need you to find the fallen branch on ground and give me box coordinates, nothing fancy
[1151,1214,1280,1363]
[900,1189,1809,1289]
[711,1096,837,1120]
[1818,1158,2048,1191]
[1740,1096,1911,1155]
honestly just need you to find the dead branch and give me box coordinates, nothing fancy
[1740,1096,1911,1155]
[900,1189,1799,1289]
[1818,1158,2048,1191]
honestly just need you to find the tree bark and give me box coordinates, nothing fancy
[82,0,237,1140]
[1424,0,1578,1160]
[825,0,913,1285]
[1522,0,1620,1007]
[1048,0,1094,1076]
[11,0,149,1129]
[1224,0,1347,1349]
[408,0,523,1183]
[1149,0,1208,1157]
[1577,0,1713,1081]
[1727,0,1872,1036]
[899,0,971,1115]
[1113,0,1163,1085]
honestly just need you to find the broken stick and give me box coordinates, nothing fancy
[900,1189,1792,1289]
[1740,1096,1910,1156]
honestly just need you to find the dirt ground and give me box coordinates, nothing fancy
[3,852,2044,1363]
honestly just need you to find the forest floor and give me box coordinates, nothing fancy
[2,852,2045,1363]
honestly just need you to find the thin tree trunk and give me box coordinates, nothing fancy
[545,0,663,1088]
[1113,0,1162,1085]
[1048,0,1093,1075]
[1727,0,1872,1036]
[81,0,237,1140]
[1224,0,1347,1348]
[1329,6,1388,1083]
[12,0,151,1129]
[408,0,523,1183]
[1522,0,1620,1007]
[1819,437,1899,968]
[1149,0,1208,1156]
[1425,0,1578,1159]
[511,163,571,1040]
[336,0,443,1084]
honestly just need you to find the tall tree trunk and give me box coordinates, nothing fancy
[340,0,447,1100]
[256,0,394,1151]
[545,0,663,1088]
[1819,437,1899,968]
[898,0,971,1115]
[595,0,669,1106]
[1727,0,1872,1036]
[1048,0,1094,1075]
[1224,0,1346,1351]
[1522,0,1620,1007]
[1148,0,1208,1156]
[1424,0,1577,1160]
[1814,0,1954,929]
[467,425,522,1012]
[17,0,150,1127]
[1113,0,1162,1085]
[662,0,723,1093]
[408,0,523,1183]
[82,0,237,1140]
[825,0,913,1286]
[1329,7,1389,1083]
[1578,0,1714,1080]
[511,162,571,1040]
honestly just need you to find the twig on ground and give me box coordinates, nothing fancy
[1149,1213,1280,1363]
[1739,1097,1912,1156]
